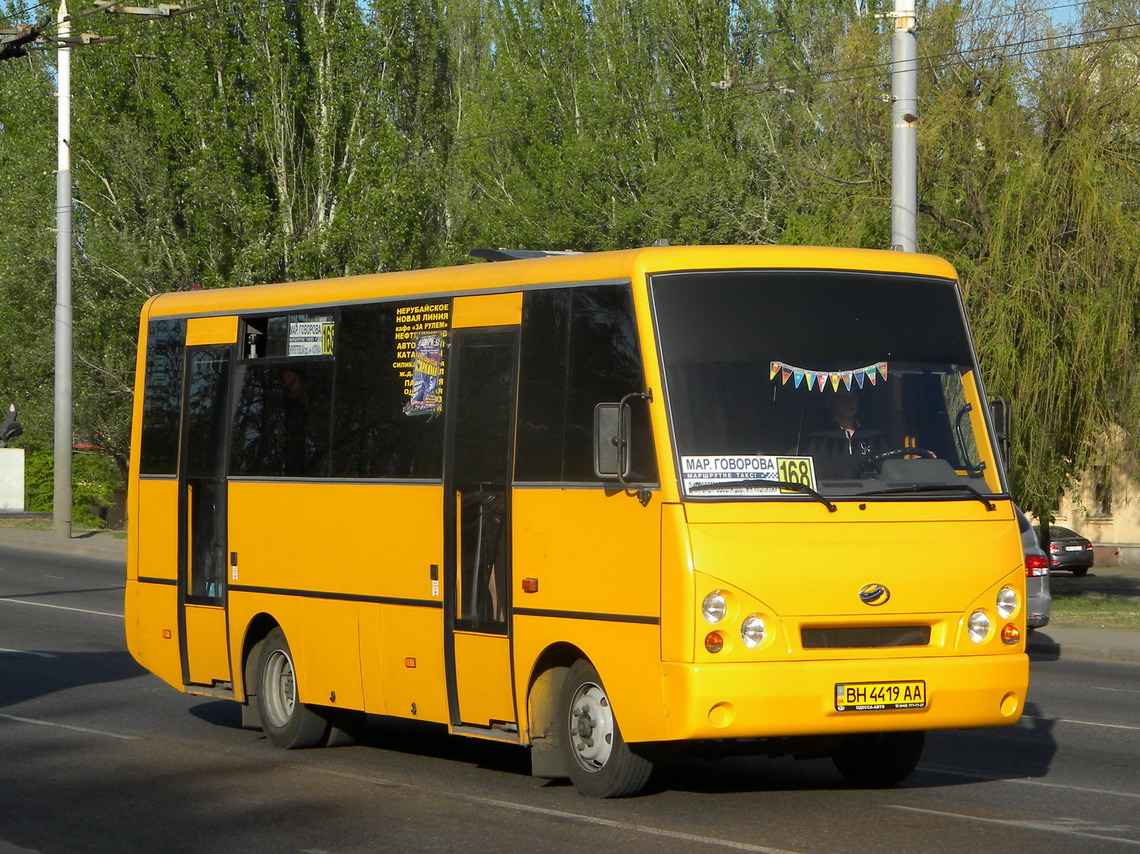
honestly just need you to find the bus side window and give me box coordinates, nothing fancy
[139,318,186,475]
[517,286,656,484]
[230,360,334,478]
[329,303,448,480]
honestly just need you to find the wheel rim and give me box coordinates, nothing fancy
[567,681,615,772]
[262,648,296,728]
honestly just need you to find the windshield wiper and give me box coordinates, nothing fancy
[856,482,996,511]
[689,479,837,513]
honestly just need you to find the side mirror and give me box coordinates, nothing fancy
[987,393,1010,468]
[593,402,631,480]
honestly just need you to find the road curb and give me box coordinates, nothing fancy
[0,527,125,562]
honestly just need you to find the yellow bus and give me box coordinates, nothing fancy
[125,244,1028,798]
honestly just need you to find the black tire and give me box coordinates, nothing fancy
[832,731,925,787]
[558,659,652,798]
[1071,565,1089,578]
[257,627,330,749]
[324,709,368,747]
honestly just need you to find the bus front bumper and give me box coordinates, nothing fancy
[660,653,1029,742]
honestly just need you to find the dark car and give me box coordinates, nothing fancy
[1044,525,1095,577]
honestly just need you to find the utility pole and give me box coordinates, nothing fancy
[44,0,201,538]
[53,0,73,539]
[889,0,918,252]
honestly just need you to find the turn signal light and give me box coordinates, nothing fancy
[704,632,725,653]
[1001,624,1021,645]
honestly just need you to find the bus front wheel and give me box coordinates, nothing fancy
[831,730,924,786]
[257,627,330,749]
[559,659,652,798]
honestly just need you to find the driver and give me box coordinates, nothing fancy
[806,386,887,479]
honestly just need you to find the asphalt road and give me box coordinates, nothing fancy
[1,545,1139,853]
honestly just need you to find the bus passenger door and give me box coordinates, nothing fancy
[443,320,519,732]
[178,333,234,690]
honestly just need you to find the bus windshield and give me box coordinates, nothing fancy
[651,269,1005,500]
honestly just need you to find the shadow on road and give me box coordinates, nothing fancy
[178,700,1060,799]
[0,648,146,708]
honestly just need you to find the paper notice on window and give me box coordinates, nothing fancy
[288,319,334,356]
[681,455,816,495]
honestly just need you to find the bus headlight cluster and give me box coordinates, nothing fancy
[967,609,991,643]
[702,590,728,624]
[996,585,1018,619]
[741,615,766,648]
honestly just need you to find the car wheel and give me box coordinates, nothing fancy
[1071,565,1089,578]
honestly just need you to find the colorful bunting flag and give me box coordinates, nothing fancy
[768,360,890,392]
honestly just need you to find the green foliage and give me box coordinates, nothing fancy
[23,448,122,529]
[0,0,1137,521]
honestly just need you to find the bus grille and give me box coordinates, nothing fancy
[801,626,931,649]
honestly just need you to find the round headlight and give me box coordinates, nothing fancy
[702,590,728,624]
[996,585,1018,619]
[741,615,766,648]
[968,609,991,644]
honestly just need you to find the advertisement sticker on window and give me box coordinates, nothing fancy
[394,303,450,415]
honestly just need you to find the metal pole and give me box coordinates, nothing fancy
[890,0,918,252]
[53,0,73,538]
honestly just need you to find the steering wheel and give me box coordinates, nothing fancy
[856,447,937,477]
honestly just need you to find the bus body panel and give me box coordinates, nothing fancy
[510,486,666,742]
[226,480,444,714]
[510,487,661,620]
[512,616,666,743]
[376,603,448,722]
[660,650,1027,741]
[453,633,514,726]
[683,508,1023,626]
[124,578,182,691]
[134,478,179,583]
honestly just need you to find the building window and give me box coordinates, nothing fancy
[1092,466,1113,517]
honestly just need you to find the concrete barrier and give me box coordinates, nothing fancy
[0,448,24,512]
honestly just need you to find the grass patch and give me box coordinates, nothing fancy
[1050,592,1140,629]
[0,516,125,539]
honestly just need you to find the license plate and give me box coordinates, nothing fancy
[1065,545,1082,551]
[835,680,926,712]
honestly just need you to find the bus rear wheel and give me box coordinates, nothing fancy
[831,730,924,786]
[257,627,330,749]
[559,659,652,798]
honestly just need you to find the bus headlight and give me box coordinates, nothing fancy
[996,585,1018,619]
[968,609,991,643]
[741,615,766,648]
[702,590,728,624]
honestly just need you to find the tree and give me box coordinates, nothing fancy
[918,0,1140,521]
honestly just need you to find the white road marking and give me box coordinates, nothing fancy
[0,648,57,659]
[1023,714,1140,732]
[288,763,805,853]
[0,713,140,741]
[922,765,1140,801]
[889,805,1140,846]
[0,597,121,618]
